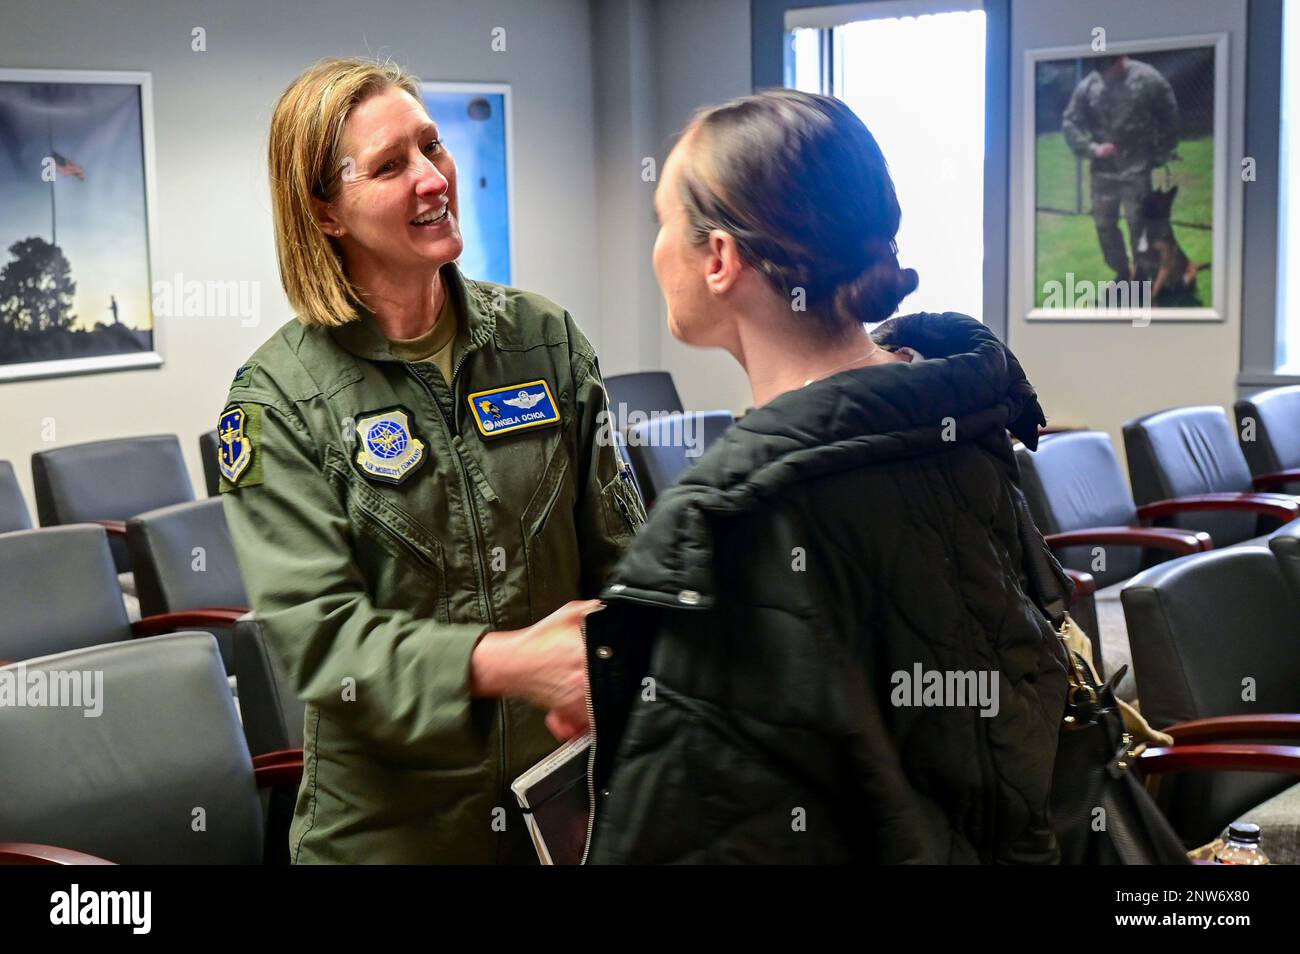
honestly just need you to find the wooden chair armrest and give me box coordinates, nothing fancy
[1045,526,1212,555]
[0,843,115,864]
[1136,493,1300,525]
[1252,469,1300,490]
[1163,714,1300,744]
[1137,743,1300,775]
[131,607,249,637]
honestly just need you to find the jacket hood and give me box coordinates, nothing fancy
[603,312,1046,609]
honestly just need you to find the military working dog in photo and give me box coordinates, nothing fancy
[1131,185,1201,307]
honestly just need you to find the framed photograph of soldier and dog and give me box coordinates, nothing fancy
[1023,34,1228,321]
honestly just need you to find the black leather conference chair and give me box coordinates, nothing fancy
[1124,406,1299,548]
[1016,432,1211,699]
[1236,386,1300,496]
[624,410,734,508]
[604,371,684,434]
[0,633,302,864]
[234,615,306,756]
[1120,547,1300,853]
[126,499,302,754]
[126,498,248,674]
[0,460,32,534]
[1270,519,1300,602]
[127,498,246,615]
[31,435,195,577]
[0,524,239,667]
[199,428,222,497]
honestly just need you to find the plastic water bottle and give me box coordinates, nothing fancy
[1214,822,1270,865]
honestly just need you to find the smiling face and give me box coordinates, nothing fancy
[316,85,463,277]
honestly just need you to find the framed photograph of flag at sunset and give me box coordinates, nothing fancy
[0,69,161,382]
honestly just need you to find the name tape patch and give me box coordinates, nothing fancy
[467,379,560,439]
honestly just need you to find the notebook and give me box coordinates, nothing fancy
[510,733,593,865]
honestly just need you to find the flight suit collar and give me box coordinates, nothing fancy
[330,262,497,364]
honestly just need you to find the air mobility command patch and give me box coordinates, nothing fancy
[354,406,427,485]
[467,380,560,439]
[217,403,263,491]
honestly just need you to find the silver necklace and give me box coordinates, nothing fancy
[801,343,881,387]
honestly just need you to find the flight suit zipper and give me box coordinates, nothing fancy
[579,614,597,864]
[446,348,514,861]
[405,359,509,858]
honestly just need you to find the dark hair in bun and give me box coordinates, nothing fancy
[678,89,918,334]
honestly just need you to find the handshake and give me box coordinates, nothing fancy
[469,599,605,741]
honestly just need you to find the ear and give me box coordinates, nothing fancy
[311,196,345,238]
[1169,184,1179,200]
[704,229,746,296]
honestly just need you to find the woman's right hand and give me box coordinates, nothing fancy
[470,599,604,739]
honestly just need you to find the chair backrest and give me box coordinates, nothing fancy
[0,633,265,863]
[126,497,248,617]
[603,372,684,434]
[624,410,734,507]
[1236,386,1300,490]
[1267,519,1300,609]
[32,436,195,573]
[199,429,221,497]
[1120,547,1300,844]
[1016,431,1141,588]
[0,525,132,662]
[1123,406,1257,547]
[234,614,305,757]
[0,460,32,534]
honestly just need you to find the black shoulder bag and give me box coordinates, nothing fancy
[1013,488,1190,865]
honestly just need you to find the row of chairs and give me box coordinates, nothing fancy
[1017,387,1300,858]
[0,510,304,754]
[1,433,225,627]
[1019,390,1300,696]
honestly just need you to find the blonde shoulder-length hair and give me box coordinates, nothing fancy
[268,57,423,328]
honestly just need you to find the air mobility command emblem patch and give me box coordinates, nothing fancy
[467,380,560,439]
[354,406,427,485]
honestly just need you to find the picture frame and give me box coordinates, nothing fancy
[420,81,515,288]
[1023,34,1228,321]
[0,68,162,381]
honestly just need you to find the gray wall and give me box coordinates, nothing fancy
[1008,0,1249,460]
[592,0,754,414]
[0,0,600,505]
[652,0,754,413]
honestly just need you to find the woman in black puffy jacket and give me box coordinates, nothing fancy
[583,90,1068,864]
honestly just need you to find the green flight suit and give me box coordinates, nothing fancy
[217,264,645,863]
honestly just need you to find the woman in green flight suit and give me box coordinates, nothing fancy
[218,58,644,863]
